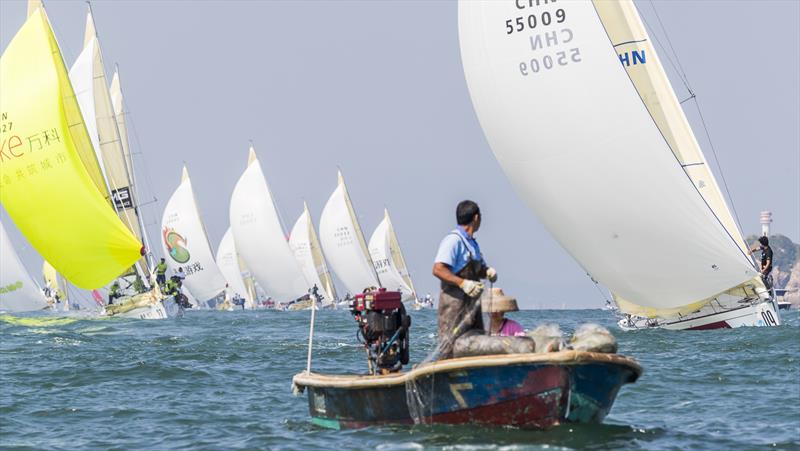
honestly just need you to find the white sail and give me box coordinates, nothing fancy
[289,203,338,304]
[215,228,253,309]
[369,209,416,302]
[0,221,48,312]
[229,147,310,303]
[318,172,380,297]
[69,11,147,273]
[161,167,227,301]
[458,0,758,311]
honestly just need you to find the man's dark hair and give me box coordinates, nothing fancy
[456,200,480,226]
[160,258,165,262]
[758,236,769,246]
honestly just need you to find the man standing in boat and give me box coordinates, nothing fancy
[155,258,168,288]
[432,200,497,359]
[749,236,774,289]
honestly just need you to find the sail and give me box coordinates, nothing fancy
[42,260,68,302]
[458,0,758,311]
[289,203,338,304]
[318,172,380,296]
[161,167,227,301]
[215,228,253,308]
[0,221,48,312]
[229,147,310,303]
[68,12,144,258]
[0,7,143,289]
[369,209,416,302]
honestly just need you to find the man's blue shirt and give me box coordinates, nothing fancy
[434,226,483,274]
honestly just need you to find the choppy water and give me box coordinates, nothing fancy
[1,308,798,450]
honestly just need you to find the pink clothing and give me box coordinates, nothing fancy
[496,318,525,337]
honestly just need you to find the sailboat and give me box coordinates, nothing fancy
[161,166,227,306]
[318,171,381,301]
[229,146,311,307]
[0,221,49,313]
[368,208,417,304]
[458,0,780,330]
[215,227,255,309]
[289,202,338,307]
[42,260,69,311]
[1,3,173,320]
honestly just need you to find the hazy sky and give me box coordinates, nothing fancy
[1,0,798,309]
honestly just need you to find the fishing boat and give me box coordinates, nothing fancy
[161,166,228,307]
[229,146,313,306]
[1,3,176,320]
[368,209,418,304]
[318,171,381,300]
[293,351,640,429]
[289,202,339,306]
[458,0,780,330]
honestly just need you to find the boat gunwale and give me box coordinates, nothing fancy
[292,351,642,389]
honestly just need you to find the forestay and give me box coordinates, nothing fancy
[216,228,253,308]
[458,0,758,310]
[368,209,416,302]
[318,172,380,297]
[0,7,142,288]
[289,203,338,304]
[161,167,226,301]
[0,221,48,312]
[229,148,310,303]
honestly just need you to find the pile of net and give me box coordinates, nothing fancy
[452,323,618,358]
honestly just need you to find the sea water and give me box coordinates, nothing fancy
[1,308,798,450]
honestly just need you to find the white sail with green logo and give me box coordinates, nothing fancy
[160,167,226,302]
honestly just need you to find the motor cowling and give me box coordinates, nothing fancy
[351,288,410,374]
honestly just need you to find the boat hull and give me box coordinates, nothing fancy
[108,298,183,320]
[618,299,781,331]
[293,351,640,430]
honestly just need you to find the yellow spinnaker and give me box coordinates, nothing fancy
[0,8,142,289]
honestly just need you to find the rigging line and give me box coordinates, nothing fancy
[638,9,692,95]
[691,95,747,246]
[648,0,692,90]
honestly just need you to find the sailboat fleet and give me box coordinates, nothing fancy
[0,1,783,330]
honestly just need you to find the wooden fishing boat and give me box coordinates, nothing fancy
[292,351,641,430]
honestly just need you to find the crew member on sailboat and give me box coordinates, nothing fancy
[432,200,497,359]
[749,236,774,289]
[156,258,168,287]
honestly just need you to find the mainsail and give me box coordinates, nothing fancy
[160,167,227,301]
[458,0,759,314]
[0,221,48,312]
[289,202,338,304]
[229,147,310,303]
[368,209,416,302]
[318,171,380,297]
[0,6,142,288]
[215,227,253,309]
[68,10,148,273]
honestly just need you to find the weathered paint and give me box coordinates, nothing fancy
[304,361,637,430]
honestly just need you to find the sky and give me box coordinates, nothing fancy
[1,0,798,309]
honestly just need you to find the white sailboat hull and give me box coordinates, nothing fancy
[105,298,183,320]
[618,298,781,331]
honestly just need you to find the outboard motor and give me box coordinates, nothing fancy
[350,288,411,375]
